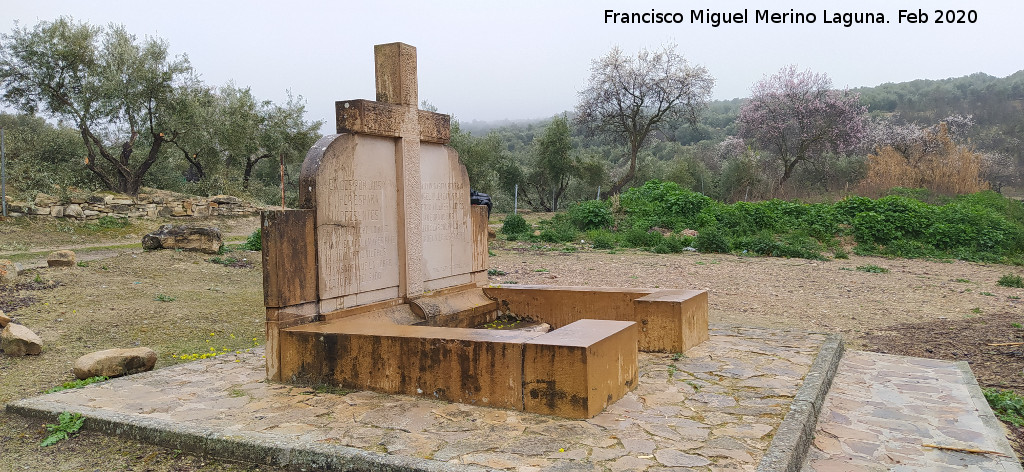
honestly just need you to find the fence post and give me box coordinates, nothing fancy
[1,128,6,217]
[513,184,518,215]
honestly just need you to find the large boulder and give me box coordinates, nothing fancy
[142,224,223,254]
[1,323,42,356]
[47,250,77,267]
[0,259,17,285]
[73,347,157,379]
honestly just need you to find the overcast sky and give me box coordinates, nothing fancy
[4,0,1022,130]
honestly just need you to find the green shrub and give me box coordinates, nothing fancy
[589,230,617,249]
[732,232,780,256]
[538,213,577,243]
[732,231,824,260]
[620,180,712,230]
[652,234,690,254]
[501,213,530,235]
[242,229,262,251]
[568,200,613,231]
[621,227,663,248]
[852,211,900,245]
[694,227,730,253]
[998,274,1024,288]
[984,388,1024,427]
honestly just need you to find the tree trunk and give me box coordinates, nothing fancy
[776,155,803,193]
[243,154,272,191]
[609,144,640,195]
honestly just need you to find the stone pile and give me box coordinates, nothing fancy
[2,192,263,220]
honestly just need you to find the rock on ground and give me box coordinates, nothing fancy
[0,259,17,285]
[64,204,85,218]
[47,250,76,267]
[1,323,43,356]
[0,310,10,327]
[142,224,223,254]
[73,347,158,379]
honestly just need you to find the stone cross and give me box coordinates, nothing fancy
[333,42,454,300]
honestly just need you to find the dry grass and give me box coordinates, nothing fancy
[861,123,989,197]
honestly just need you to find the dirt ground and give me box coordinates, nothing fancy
[1,215,1023,471]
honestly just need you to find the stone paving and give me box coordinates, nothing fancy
[9,326,827,471]
[802,350,1023,472]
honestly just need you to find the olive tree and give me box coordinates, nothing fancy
[0,18,195,195]
[575,44,714,195]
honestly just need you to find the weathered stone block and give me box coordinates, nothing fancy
[633,290,709,352]
[523,319,638,419]
[483,285,709,353]
[262,210,317,308]
[280,321,537,410]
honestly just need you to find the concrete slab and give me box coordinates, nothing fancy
[7,326,827,471]
[802,350,1023,472]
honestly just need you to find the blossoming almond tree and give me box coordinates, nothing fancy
[738,65,867,191]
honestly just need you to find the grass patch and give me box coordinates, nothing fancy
[997,274,1024,288]
[154,294,175,302]
[45,376,109,394]
[856,264,890,273]
[83,216,131,231]
[487,269,506,276]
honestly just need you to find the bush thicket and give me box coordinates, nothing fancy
[612,179,1024,262]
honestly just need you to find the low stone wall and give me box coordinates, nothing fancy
[2,192,264,220]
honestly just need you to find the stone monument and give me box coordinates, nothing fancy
[261,42,709,419]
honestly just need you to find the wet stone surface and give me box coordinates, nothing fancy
[15,325,826,471]
[802,351,1022,472]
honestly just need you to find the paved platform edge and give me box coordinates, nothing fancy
[5,399,491,472]
[756,333,844,472]
[954,360,1024,469]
